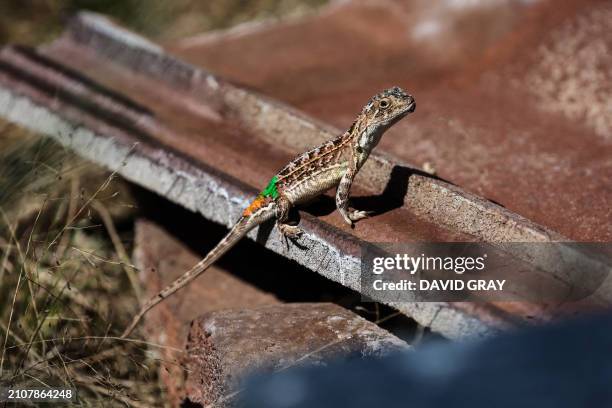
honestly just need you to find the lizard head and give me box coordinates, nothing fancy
[363,86,416,129]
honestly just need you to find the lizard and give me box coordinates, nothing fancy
[120,87,415,338]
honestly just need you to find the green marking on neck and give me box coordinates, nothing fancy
[261,175,279,199]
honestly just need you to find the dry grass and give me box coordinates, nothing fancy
[0,2,328,405]
[0,123,172,406]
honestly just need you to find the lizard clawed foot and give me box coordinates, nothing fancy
[278,223,303,240]
[278,223,303,251]
[340,210,372,227]
[349,210,371,222]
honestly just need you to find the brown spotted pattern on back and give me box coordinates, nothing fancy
[276,130,356,189]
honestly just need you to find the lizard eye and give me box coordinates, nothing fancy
[379,99,390,109]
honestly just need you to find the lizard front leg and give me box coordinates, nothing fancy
[275,194,302,239]
[335,165,370,226]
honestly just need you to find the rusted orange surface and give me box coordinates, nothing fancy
[171,0,612,242]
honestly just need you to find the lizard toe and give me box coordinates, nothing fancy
[349,210,371,222]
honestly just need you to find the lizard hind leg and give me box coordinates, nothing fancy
[275,195,303,242]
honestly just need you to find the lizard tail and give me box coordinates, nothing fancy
[121,216,255,339]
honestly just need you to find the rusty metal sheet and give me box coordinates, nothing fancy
[0,44,493,339]
[171,0,612,243]
[0,12,607,338]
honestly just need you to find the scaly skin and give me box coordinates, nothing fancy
[121,87,416,338]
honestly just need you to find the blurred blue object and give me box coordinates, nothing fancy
[241,312,612,408]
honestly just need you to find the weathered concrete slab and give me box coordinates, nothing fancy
[184,303,408,406]
[133,219,279,405]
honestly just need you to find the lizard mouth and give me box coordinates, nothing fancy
[390,102,415,123]
[405,101,416,114]
[382,103,415,127]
